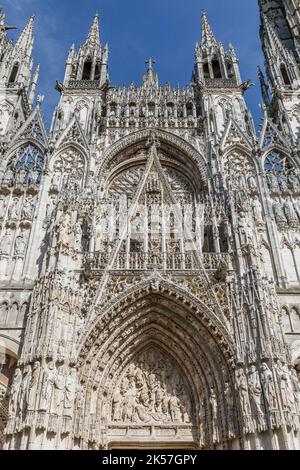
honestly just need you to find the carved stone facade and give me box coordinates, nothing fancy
[0,3,300,450]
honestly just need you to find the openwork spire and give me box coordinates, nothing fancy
[201,10,217,48]
[15,15,35,54]
[84,13,100,48]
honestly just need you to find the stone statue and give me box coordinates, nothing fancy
[50,365,65,416]
[27,361,41,411]
[39,362,56,412]
[248,365,264,416]
[18,365,32,414]
[273,202,287,224]
[0,196,8,219]
[238,213,253,245]
[290,369,300,414]
[236,368,251,416]
[0,228,12,255]
[58,212,72,246]
[14,232,27,257]
[4,167,14,186]
[9,368,22,415]
[64,368,77,417]
[8,199,19,220]
[268,174,280,192]
[279,176,289,192]
[209,386,219,443]
[289,173,299,192]
[252,196,263,223]
[284,200,298,224]
[22,196,35,220]
[260,363,277,411]
[248,175,257,192]
[224,381,235,438]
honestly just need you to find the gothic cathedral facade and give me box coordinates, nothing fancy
[0,1,300,451]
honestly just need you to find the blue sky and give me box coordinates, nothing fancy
[2,0,264,128]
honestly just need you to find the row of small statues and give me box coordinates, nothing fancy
[0,228,29,256]
[0,195,36,220]
[2,168,43,187]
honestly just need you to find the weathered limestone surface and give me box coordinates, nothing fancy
[0,3,300,450]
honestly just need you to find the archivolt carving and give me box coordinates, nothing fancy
[98,129,207,185]
[75,285,237,447]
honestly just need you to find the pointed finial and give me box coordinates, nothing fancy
[85,12,101,48]
[145,57,155,72]
[15,15,35,52]
[201,10,217,48]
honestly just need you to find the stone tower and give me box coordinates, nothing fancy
[0,3,300,450]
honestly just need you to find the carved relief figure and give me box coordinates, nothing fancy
[111,348,193,425]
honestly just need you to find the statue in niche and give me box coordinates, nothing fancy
[0,228,12,255]
[248,174,257,192]
[9,368,22,415]
[18,365,32,414]
[260,363,277,411]
[111,348,193,425]
[280,176,289,192]
[199,398,206,447]
[39,361,56,412]
[294,201,300,221]
[289,172,300,192]
[58,212,72,246]
[14,231,27,257]
[235,190,248,213]
[27,361,41,411]
[273,202,287,224]
[268,174,280,192]
[275,362,295,414]
[30,168,40,185]
[236,368,251,416]
[238,212,253,245]
[224,381,235,437]
[64,368,77,416]
[252,196,263,224]
[0,196,8,219]
[248,365,265,428]
[3,167,14,187]
[210,386,219,443]
[284,200,298,224]
[8,198,19,220]
[290,369,300,414]
[22,196,35,220]
[50,364,65,416]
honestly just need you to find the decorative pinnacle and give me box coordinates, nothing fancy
[15,15,35,52]
[85,12,101,48]
[201,10,217,47]
[145,57,156,72]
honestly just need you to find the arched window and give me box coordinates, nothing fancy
[8,63,19,84]
[94,61,101,81]
[264,151,294,178]
[212,59,222,79]
[82,57,92,80]
[280,64,291,86]
[52,148,85,190]
[203,62,210,79]
[6,144,45,185]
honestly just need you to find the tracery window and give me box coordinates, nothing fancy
[51,148,85,190]
[264,151,294,177]
[4,144,45,186]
